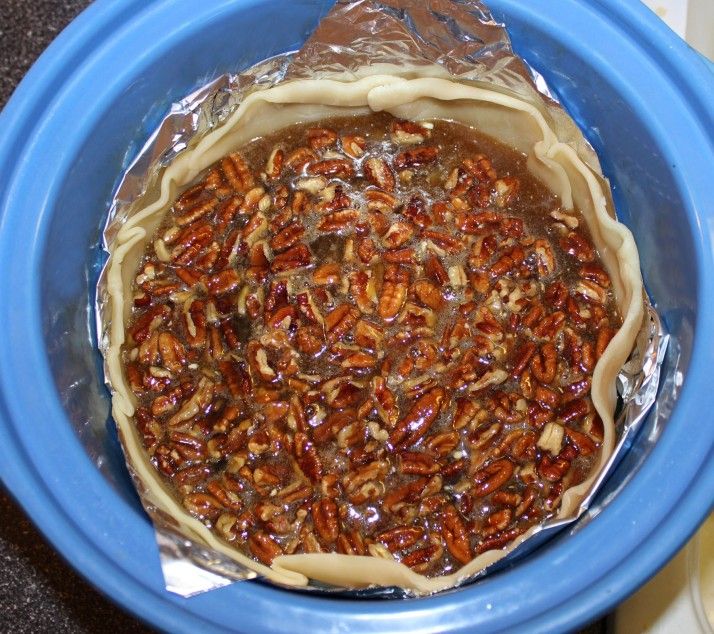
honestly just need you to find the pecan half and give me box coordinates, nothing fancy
[390,387,445,450]
[378,264,410,322]
[364,158,396,192]
[394,147,439,169]
[308,159,354,179]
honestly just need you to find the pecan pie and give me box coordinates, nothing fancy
[105,76,643,593]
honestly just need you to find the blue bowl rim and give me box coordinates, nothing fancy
[0,0,712,632]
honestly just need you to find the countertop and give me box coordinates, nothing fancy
[0,1,632,633]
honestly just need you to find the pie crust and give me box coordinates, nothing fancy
[105,73,644,593]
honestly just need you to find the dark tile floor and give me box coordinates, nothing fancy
[0,489,153,633]
[1,0,87,108]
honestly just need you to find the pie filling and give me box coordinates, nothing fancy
[122,113,621,577]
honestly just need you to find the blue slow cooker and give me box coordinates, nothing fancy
[0,0,712,632]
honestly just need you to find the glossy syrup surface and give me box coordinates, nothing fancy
[123,113,621,576]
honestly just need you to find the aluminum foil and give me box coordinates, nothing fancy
[96,0,668,599]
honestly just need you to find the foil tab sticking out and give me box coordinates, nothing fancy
[96,0,667,598]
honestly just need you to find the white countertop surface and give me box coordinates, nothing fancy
[641,0,714,59]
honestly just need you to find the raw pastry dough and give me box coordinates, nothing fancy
[105,72,644,594]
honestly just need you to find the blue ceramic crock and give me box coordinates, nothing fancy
[0,1,712,632]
